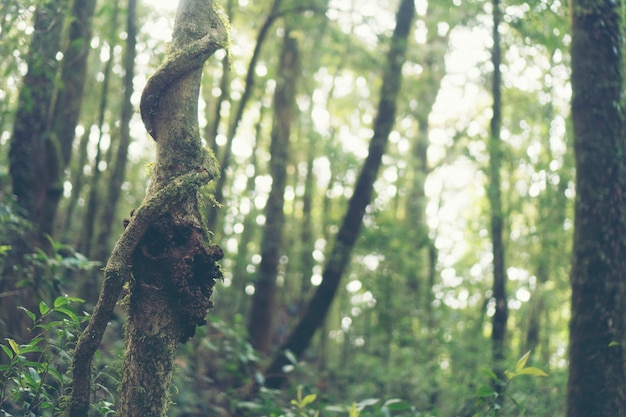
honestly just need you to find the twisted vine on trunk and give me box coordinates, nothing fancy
[68,2,227,416]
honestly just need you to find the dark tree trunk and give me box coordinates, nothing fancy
[299,139,316,304]
[95,0,138,262]
[488,0,508,391]
[247,29,300,354]
[567,0,626,416]
[44,0,97,236]
[3,0,68,344]
[263,0,415,388]
[9,0,67,236]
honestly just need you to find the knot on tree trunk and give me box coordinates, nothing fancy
[132,213,223,342]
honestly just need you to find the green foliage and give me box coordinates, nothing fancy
[0,296,92,416]
[472,351,548,417]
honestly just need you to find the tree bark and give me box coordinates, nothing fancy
[68,1,227,416]
[44,0,97,236]
[567,0,626,416]
[488,0,508,392]
[247,29,300,355]
[263,0,415,389]
[9,0,67,236]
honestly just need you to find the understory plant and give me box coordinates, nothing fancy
[0,296,116,417]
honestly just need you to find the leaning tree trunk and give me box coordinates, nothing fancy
[206,0,282,233]
[68,1,227,416]
[567,0,626,416]
[263,0,415,389]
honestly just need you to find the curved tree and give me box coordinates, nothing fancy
[68,1,227,416]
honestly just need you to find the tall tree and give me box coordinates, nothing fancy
[247,28,300,354]
[80,2,120,257]
[263,0,416,388]
[488,0,508,391]
[567,0,626,416]
[95,0,139,262]
[68,1,227,415]
[8,0,68,237]
[44,0,98,235]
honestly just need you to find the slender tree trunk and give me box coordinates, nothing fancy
[247,29,300,354]
[567,0,626,416]
[80,3,120,257]
[95,0,138,262]
[207,0,282,233]
[204,0,233,152]
[63,126,91,241]
[232,109,264,317]
[263,0,415,388]
[488,0,508,392]
[299,139,316,304]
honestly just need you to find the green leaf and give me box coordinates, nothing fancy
[17,345,43,355]
[284,349,297,364]
[1,344,14,360]
[301,393,317,408]
[18,306,37,323]
[481,368,499,381]
[516,351,531,372]
[513,367,548,377]
[39,301,50,315]
[609,341,622,347]
[7,338,19,354]
[356,398,379,408]
[383,399,410,410]
[475,385,496,398]
[53,296,69,308]
[54,307,79,323]
[324,405,347,412]
[47,367,63,383]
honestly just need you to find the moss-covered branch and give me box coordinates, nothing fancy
[68,168,214,417]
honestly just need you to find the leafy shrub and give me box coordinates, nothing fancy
[0,296,116,417]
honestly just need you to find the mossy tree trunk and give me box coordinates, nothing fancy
[46,0,97,236]
[567,0,626,416]
[9,0,67,233]
[68,1,227,416]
